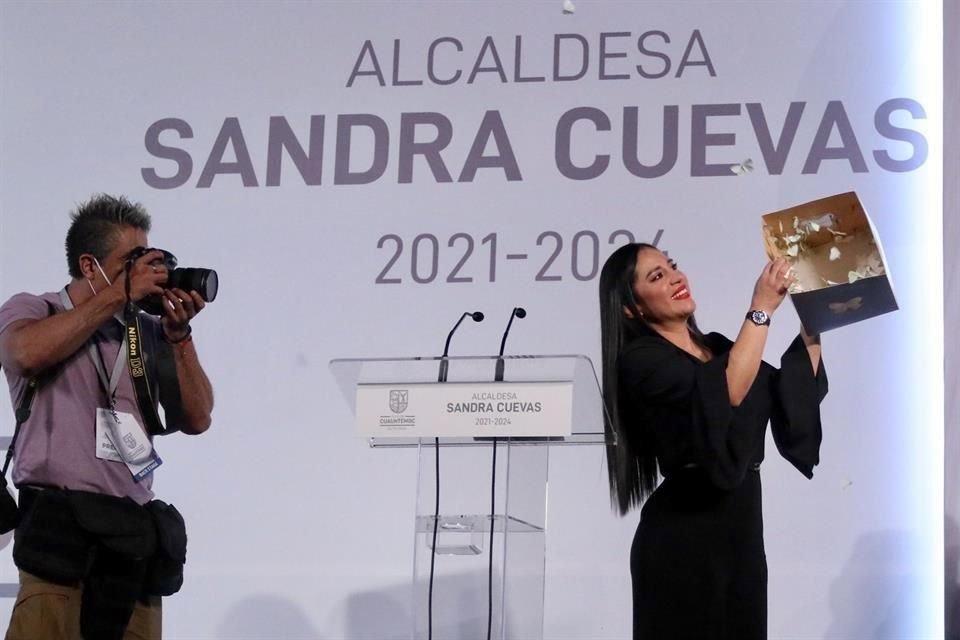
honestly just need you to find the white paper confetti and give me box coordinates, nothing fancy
[786,244,799,257]
[808,222,821,232]
[829,247,841,261]
[562,0,576,14]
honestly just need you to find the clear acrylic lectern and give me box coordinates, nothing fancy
[329,354,607,640]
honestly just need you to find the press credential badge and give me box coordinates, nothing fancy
[95,407,162,482]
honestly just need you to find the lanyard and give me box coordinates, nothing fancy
[58,288,126,405]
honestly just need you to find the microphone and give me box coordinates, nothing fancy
[495,307,526,382]
[438,311,484,382]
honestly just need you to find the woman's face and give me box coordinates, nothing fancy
[629,248,696,323]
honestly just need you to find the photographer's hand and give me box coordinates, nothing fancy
[160,288,205,343]
[112,249,168,303]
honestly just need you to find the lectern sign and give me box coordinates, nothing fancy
[355,381,573,438]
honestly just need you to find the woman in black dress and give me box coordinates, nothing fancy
[598,243,826,640]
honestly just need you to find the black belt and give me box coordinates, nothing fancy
[680,462,762,472]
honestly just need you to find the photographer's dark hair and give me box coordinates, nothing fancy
[599,242,705,515]
[65,194,151,278]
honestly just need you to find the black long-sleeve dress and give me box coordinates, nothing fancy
[619,330,827,640]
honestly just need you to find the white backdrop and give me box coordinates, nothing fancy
[0,2,944,638]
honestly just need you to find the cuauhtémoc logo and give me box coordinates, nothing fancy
[380,389,415,427]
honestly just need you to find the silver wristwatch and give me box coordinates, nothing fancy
[746,309,771,326]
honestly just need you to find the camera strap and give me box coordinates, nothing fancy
[123,304,166,437]
[2,300,57,481]
[1,377,40,482]
[121,261,167,437]
[61,286,163,475]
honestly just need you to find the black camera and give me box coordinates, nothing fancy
[125,247,219,316]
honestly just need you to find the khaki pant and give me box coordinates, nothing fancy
[4,571,162,640]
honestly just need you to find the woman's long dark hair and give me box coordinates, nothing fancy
[599,242,705,515]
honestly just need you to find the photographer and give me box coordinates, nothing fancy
[0,194,214,640]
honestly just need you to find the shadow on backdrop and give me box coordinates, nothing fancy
[826,530,927,640]
[217,595,325,640]
[344,569,524,640]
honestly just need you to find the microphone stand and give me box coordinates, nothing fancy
[428,311,482,640]
[487,307,525,640]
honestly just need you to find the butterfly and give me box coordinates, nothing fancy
[730,158,754,176]
[829,297,864,314]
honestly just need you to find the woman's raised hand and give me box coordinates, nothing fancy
[750,258,795,315]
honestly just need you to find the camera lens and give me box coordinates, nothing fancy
[168,268,219,303]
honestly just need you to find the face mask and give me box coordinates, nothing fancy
[87,258,112,296]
